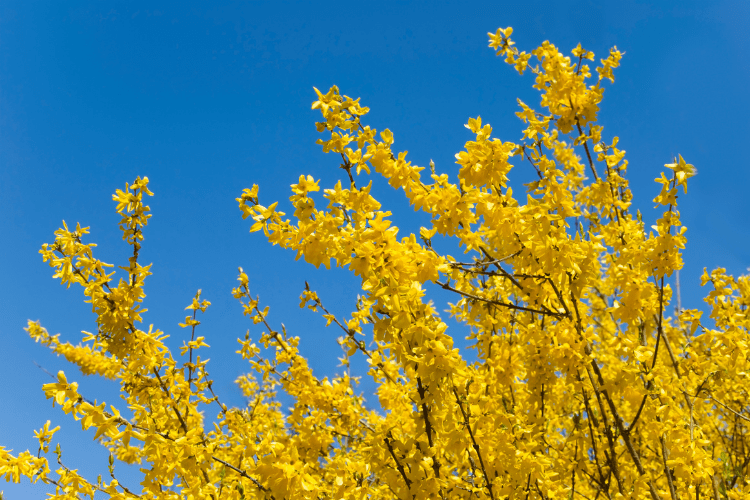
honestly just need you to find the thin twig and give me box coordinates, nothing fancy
[452,384,496,500]
[438,280,563,318]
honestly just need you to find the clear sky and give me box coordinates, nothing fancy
[1,1,748,496]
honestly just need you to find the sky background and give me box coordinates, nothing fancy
[1,1,749,497]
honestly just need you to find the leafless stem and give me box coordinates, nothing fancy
[452,384,496,500]
[660,436,679,500]
[416,375,441,479]
[385,434,413,492]
[438,280,563,318]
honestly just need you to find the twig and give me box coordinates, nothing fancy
[416,375,441,479]
[452,384,496,500]
[659,436,679,500]
[438,280,563,318]
[384,434,412,491]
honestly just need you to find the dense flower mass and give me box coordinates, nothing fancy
[2,27,749,500]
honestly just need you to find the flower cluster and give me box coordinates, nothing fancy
[2,27,747,500]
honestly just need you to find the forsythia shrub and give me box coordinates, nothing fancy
[2,26,748,500]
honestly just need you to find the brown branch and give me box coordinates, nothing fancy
[384,434,412,491]
[629,394,649,433]
[447,251,521,268]
[304,282,400,387]
[452,384,496,500]
[587,360,661,500]
[211,456,270,494]
[659,436,679,500]
[571,441,577,499]
[152,367,189,434]
[479,247,525,292]
[707,394,750,424]
[520,144,544,180]
[438,280,564,318]
[48,453,143,499]
[339,152,357,189]
[581,387,608,496]
[584,364,625,497]
[651,276,666,370]
[416,375,441,479]
[568,97,598,182]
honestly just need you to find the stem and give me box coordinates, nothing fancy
[385,434,412,491]
[438,280,563,318]
[660,435,680,500]
[416,375,441,479]
[452,385,496,500]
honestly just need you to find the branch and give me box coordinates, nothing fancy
[304,282,400,387]
[384,434,412,492]
[568,97,598,182]
[452,384,496,500]
[152,367,189,434]
[628,393,649,433]
[581,387,607,495]
[659,436,679,500]
[583,364,625,496]
[437,280,564,319]
[416,375,441,479]
[588,360,661,500]
[211,456,270,494]
[707,394,750,424]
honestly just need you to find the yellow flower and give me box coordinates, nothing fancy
[33,421,60,453]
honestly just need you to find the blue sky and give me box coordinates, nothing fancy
[1,1,748,496]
